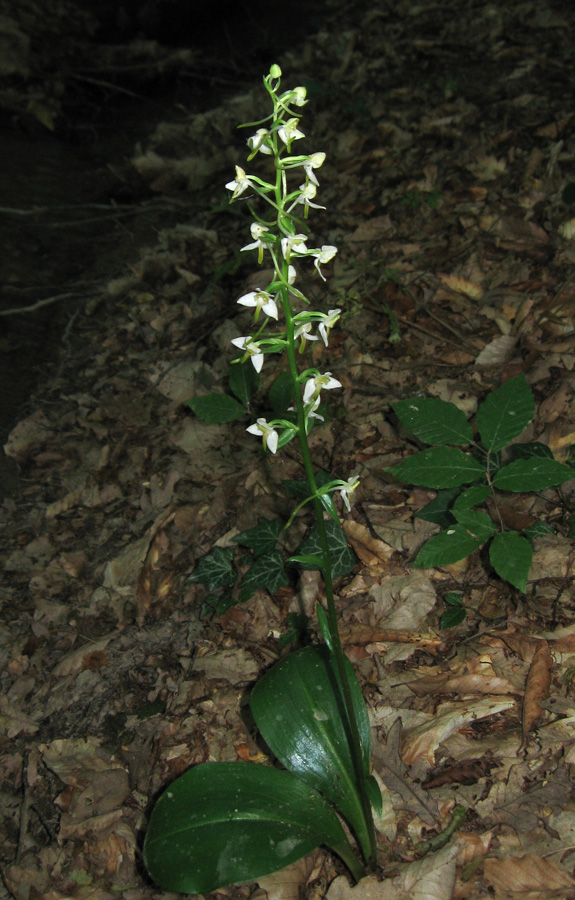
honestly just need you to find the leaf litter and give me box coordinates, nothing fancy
[2,0,575,897]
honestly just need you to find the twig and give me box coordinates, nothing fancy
[0,292,91,316]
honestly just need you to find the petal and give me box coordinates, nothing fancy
[267,430,279,453]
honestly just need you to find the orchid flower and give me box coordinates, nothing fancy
[338,475,360,512]
[279,86,307,108]
[246,418,279,454]
[289,182,326,217]
[313,245,338,281]
[278,117,305,148]
[230,336,264,372]
[303,152,326,186]
[303,372,342,405]
[294,321,319,351]
[225,166,255,200]
[318,308,341,346]
[280,234,308,260]
[237,290,278,322]
[241,223,271,263]
[247,128,273,157]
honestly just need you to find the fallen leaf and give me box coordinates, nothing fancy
[522,639,552,741]
[484,854,575,896]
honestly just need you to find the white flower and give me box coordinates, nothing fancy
[303,152,326,186]
[237,290,278,321]
[225,166,254,199]
[291,182,326,215]
[313,245,338,281]
[285,86,307,107]
[247,128,272,156]
[338,475,360,512]
[281,234,308,259]
[241,223,271,262]
[294,321,318,349]
[318,308,341,345]
[231,336,264,372]
[303,372,342,405]
[278,118,305,146]
[247,418,279,454]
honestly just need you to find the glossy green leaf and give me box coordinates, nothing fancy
[489,531,532,592]
[234,517,284,556]
[387,447,485,489]
[143,762,362,894]
[229,360,260,406]
[251,646,371,858]
[187,393,247,423]
[392,397,473,446]
[476,375,534,452]
[188,547,235,590]
[493,458,575,492]
[413,523,484,568]
[239,551,288,602]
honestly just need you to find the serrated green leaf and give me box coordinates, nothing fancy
[387,447,485,489]
[509,441,554,461]
[269,371,294,415]
[489,531,532,592]
[453,484,491,510]
[452,509,497,542]
[233,517,284,556]
[228,360,260,406]
[297,521,355,578]
[188,547,235,590]
[143,762,362,893]
[416,488,461,526]
[440,606,467,629]
[476,375,534,452]
[493,458,575,492]
[413,524,484,568]
[187,393,247,424]
[392,398,473,446]
[239,551,288,602]
[251,646,372,860]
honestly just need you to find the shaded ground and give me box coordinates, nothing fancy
[2,0,575,898]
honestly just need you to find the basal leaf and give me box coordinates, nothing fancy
[392,397,473,446]
[476,375,534,452]
[229,360,260,406]
[187,393,247,424]
[297,521,355,578]
[188,547,235,590]
[234,517,284,556]
[269,371,294,415]
[489,531,532,592]
[251,646,372,860]
[239,551,288,602]
[387,447,485,489]
[413,524,485,568]
[143,762,362,894]
[493,458,575,492]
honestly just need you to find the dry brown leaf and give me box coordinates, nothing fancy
[52,634,115,677]
[439,274,483,300]
[256,851,319,900]
[522,639,552,741]
[343,519,394,568]
[484,854,575,895]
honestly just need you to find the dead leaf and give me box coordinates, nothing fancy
[343,519,394,568]
[257,852,319,900]
[522,639,552,741]
[484,854,575,896]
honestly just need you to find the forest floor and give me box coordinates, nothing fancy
[2,1,575,898]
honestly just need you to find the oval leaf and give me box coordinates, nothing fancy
[413,523,484,568]
[251,646,371,857]
[493,458,575,492]
[476,375,534,452]
[187,393,246,423]
[392,398,473,446]
[489,531,532,592]
[229,361,259,406]
[387,447,485,489]
[143,762,359,894]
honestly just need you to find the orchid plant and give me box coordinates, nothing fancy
[143,65,381,893]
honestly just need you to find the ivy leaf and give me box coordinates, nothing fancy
[229,360,260,407]
[188,547,235,590]
[297,521,355,579]
[493,458,575,492]
[187,394,247,424]
[234,517,284,557]
[522,520,555,541]
[490,531,532,592]
[476,375,534,452]
[239,551,288,602]
[392,397,473,446]
[413,524,485,568]
[386,447,485,489]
